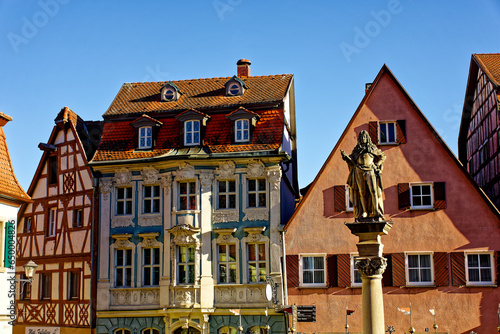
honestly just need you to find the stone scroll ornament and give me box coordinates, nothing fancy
[341,130,386,222]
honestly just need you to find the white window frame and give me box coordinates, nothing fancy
[246,178,267,209]
[138,126,153,149]
[299,254,327,288]
[465,251,494,286]
[346,185,353,212]
[235,119,250,142]
[217,243,238,284]
[379,121,396,144]
[67,270,80,300]
[410,183,434,210]
[115,248,133,287]
[247,242,267,284]
[212,228,240,284]
[177,244,196,285]
[142,247,160,286]
[48,207,57,237]
[350,253,362,288]
[136,233,162,287]
[241,227,269,284]
[217,179,237,210]
[178,180,197,211]
[142,184,161,214]
[184,120,200,146]
[116,186,134,216]
[405,252,433,286]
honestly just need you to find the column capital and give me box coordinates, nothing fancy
[355,256,387,278]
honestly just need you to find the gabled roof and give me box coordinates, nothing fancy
[104,74,293,117]
[0,112,31,204]
[285,64,500,230]
[474,53,500,86]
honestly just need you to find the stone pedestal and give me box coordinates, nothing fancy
[345,221,392,334]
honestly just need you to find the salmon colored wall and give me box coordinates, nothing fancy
[285,71,500,333]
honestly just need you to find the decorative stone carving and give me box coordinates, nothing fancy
[99,180,113,200]
[212,211,239,223]
[341,130,386,222]
[141,166,159,184]
[246,160,265,178]
[111,218,134,228]
[110,288,160,306]
[114,168,132,186]
[114,239,129,248]
[112,234,133,249]
[174,163,195,180]
[218,287,235,302]
[138,216,162,226]
[355,256,388,277]
[215,161,236,179]
[247,232,264,243]
[160,173,173,195]
[168,224,200,245]
[243,209,269,221]
[266,167,282,190]
[200,170,214,190]
[247,287,263,302]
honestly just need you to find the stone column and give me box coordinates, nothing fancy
[345,221,392,334]
[199,171,214,308]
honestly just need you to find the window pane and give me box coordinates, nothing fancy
[219,195,226,209]
[219,264,227,282]
[188,246,195,262]
[380,123,387,142]
[180,197,187,210]
[422,185,431,195]
[314,270,324,283]
[144,249,151,265]
[229,264,237,283]
[126,187,132,198]
[228,181,235,192]
[219,181,226,192]
[388,123,395,142]
[480,268,492,281]
[153,248,160,264]
[186,122,192,131]
[413,186,421,195]
[248,194,256,208]
[479,254,491,267]
[248,179,256,191]
[145,186,152,197]
[229,245,236,261]
[259,193,266,207]
[303,257,313,270]
[469,268,479,281]
[189,196,196,210]
[409,268,419,282]
[126,268,131,286]
[228,195,236,209]
[303,271,313,284]
[420,268,431,282]
[468,254,479,267]
[420,255,430,267]
[180,183,187,194]
[314,257,324,269]
[188,265,195,283]
[422,196,432,206]
[144,267,151,285]
[258,180,266,191]
[258,244,265,259]
[189,182,196,193]
[248,245,256,261]
[194,121,199,131]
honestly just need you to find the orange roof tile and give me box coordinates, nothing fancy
[0,115,30,203]
[474,53,500,86]
[104,74,293,116]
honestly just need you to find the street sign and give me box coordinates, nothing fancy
[297,305,316,322]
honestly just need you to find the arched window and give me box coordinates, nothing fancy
[246,326,268,334]
[114,329,131,334]
[142,328,160,334]
[219,326,237,334]
[173,327,201,334]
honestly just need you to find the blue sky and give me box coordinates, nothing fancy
[1,0,499,191]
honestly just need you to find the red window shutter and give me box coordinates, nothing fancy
[337,254,351,288]
[382,255,392,287]
[495,251,500,286]
[451,252,466,286]
[396,120,406,144]
[433,252,449,286]
[327,254,338,287]
[334,185,346,212]
[392,253,406,287]
[434,182,446,209]
[398,183,411,210]
[369,121,379,144]
[286,255,299,288]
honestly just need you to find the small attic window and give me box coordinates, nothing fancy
[160,82,180,102]
[229,83,241,96]
[139,126,152,149]
[225,76,246,97]
[226,107,260,144]
[131,115,163,150]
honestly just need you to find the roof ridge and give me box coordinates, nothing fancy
[124,73,293,85]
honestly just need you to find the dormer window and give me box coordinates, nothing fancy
[176,109,210,147]
[225,76,246,97]
[226,107,260,144]
[131,115,163,150]
[160,81,180,102]
[139,126,152,149]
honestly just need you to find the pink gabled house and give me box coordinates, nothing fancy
[284,65,500,333]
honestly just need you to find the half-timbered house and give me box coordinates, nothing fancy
[90,59,299,334]
[15,107,102,334]
[284,65,500,333]
[0,112,31,334]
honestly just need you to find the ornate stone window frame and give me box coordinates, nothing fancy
[404,251,434,287]
[213,161,239,223]
[173,163,200,227]
[212,228,240,284]
[241,227,269,284]
[298,253,327,288]
[111,168,135,228]
[167,224,201,286]
[242,161,269,221]
[137,167,163,227]
[136,233,162,287]
[110,234,136,288]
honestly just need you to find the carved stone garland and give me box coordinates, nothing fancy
[215,161,236,179]
[99,180,113,200]
[174,163,196,180]
[114,168,132,186]
[141,166,159,184]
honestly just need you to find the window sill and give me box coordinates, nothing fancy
[378,142,399,146]
[405,284,435,288]
[465,284,496,288]
[174,210,201,214]
[298,285,328,289]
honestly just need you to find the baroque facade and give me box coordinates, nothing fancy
[0,112,31,334]
[284,65,500,333]
[459,53,500,209]
[14,107,102,334]
[90,60,298,334]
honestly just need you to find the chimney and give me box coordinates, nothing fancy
[365,83,372,94]
[237,59,251,78]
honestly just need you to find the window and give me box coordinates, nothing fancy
[246,327,268,334]
[163,87,175,100]
[40,273,51,300]
[346,186,353,212]
[466,253,493,285]
[300,255,326,287]
[73,209,83,227]
[410,184,433,209]
[24,217,32,233]
[247,179,266,208]
[114,329,131,334]
[116,187,133,215]
[235,119,249,142]
[247,243,266,283]
[68,271,80,300]
[218,244,237,283]
[48,155,57,185]
[217,180,236,209]
[351,255,362,287]
[143,248,160,286]
[185,120,200,146]
[47,208,57,237]
[229,84,241,96]
[178,245,195,284]
[115,249,132,287]
[20,274,31,300]
[406,253,432,285]
[219,327,237,334]
[179,181,196,210]
[139,126,153,149]
[143,185,160,214]
[379,122,396,144]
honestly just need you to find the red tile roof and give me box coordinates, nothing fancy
[474,53,500,86]
[0,113,31,203]
[104,74,293,116]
